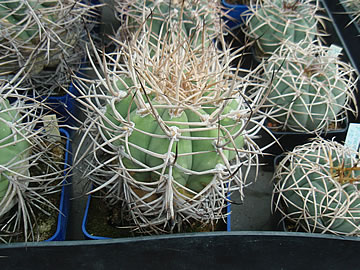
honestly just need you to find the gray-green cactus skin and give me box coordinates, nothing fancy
[0,0,89,76]
[123,0,217,48]
[246,0,318,56]
[262,42,356,133]
[0,98,30,209]
[274,140,360,235]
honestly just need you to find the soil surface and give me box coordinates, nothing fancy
[1,140,67,243]
[85,194,228,239]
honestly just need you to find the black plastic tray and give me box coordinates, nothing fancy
[257,118,349,171]
[1,231,360,270]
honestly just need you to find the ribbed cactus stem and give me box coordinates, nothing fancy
[244,0,324,57]
[74,24,265,234]
[273,139,360,236]
[0,0,94,78]
[251,41,357,133]
[0,98,30,217]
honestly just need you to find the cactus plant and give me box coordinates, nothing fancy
[341,0,360,25]
[273,138,360,236]
[243,0,325,58]
[74,24,265,234]
[250,41,357,133]
[0,87,69,243]
[115,0,220,49]
[0,0,96,94]
[0,98,30,221]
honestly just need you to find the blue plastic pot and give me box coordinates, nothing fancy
[44,128,72,241]
[41,60,90,127]
[82,191,231,240]
[44,83,80,127]
[221,0,252,29]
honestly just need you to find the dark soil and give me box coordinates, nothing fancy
[85,193,228,239]
[1,139,67,243]
[266,119,348,133]
[86,196,137,238]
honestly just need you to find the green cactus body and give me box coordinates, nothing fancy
[126,1,172,46]
[0,0,89,76]
[205,98,244,156]
[184,109,229,192]
[263,42,353,133]
[276,142,360,234]
[341,0,360,24]
[266,68,342,131]
[1,1,56,41]
[0,99,30,206]
[126,0,216,48]
[103,79,244,193]
[0,4,31,41]
[247,0,317,56]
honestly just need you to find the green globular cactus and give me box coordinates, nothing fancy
[75,27,263,234]
[103,90,245,193]
[244,0,322,57]
[341,0,360,24]
[0,92,69,243]
[273,139,360,236]
[0,98,30,218]
[255,41,357,133]
[0,0,93,77]
[117,0,219,49]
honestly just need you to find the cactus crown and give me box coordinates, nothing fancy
[282,1,299,10]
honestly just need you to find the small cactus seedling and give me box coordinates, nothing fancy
[273,138,360,236]
[250,41,357,133]
[243,0,325,58]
